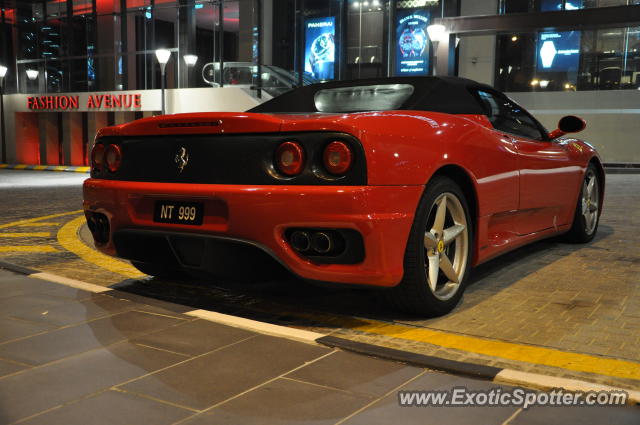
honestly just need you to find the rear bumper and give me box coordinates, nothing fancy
[82,179,423,287]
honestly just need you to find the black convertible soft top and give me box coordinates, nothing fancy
[249,76,492,115]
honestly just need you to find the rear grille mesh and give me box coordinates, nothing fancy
[91,132,367,186]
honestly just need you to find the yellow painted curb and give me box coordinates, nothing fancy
[57,215,144,278]
[330,317,640,382]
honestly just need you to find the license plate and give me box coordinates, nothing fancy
[154,201,204,225]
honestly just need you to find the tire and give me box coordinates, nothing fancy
[389,176,474,317]
[564,163,601,243]
[131,261,189,280]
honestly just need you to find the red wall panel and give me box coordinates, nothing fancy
[14,113,40,165]
[68,113,85,166]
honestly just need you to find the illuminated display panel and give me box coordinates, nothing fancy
[537,31,581,72]
[304,16,336,81]
[540,0,584,11]
[394,9,430,76]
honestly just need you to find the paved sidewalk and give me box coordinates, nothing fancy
[0,268,638,425]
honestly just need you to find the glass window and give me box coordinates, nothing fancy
[494,26,640,92]
[501,0,531,13]
[346,0,389,80]
[472,90,547,140]
[314,84,415,112]
[189,2,220,88]
[582,0,640,7]
[500,0,640,13]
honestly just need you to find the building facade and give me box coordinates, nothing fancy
[1,0,639,166]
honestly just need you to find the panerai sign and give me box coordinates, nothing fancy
[27,93,142,110]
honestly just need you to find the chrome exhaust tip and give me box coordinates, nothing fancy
[290,231,311,252]
[311,232,332,254]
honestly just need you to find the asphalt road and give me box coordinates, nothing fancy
[0,170,86,226]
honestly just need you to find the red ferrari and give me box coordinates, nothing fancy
[83,77,604,316]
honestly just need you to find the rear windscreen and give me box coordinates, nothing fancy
[248,77,487,115]
[314,84,415,112]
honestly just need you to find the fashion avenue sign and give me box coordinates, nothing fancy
[27,93,143,110]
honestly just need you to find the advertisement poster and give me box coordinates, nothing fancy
[304,17,336,80]
[537,31,581,72]
[395,9,430,76]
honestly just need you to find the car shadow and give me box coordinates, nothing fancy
[110,224,615,328]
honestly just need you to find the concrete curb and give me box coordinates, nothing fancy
[0,164,90,173]
[0,259,638,405]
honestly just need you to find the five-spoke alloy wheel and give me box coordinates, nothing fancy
[423,193,469,301]
[390,176,473,316]
[566,164,601,243]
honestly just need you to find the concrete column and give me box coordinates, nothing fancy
[435,36,454,76]
[457,35,496,86]
[262,0,273,65]
[179,0,197,88]
[455,0,498,85]
[238,0,255,62]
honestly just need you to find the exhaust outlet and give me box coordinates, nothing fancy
[290,231,311,252]
[311,232,332,254]
[87,213,110,244]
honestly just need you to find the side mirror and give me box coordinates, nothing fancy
[548,115,586,139]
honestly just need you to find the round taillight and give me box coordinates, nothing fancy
[105,144,122,173]
[275,141,305,176]
[91,144,105,170]
[323,141,353,175]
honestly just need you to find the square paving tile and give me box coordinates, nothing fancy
[132,319,255,356]
[0,316,54,344]
[0,274,93,301]
[287,350,423,398]
[182,377,372,425]
[0,274,58,299]
[0,342,185,424]
[0,293,74,318]
[10,293,134,327]
[0,358,28,377]
[511,405,640,425]
[341,372,521,425]
[0,310,186,365]
[19,390,193,425]
[120,334,331,410]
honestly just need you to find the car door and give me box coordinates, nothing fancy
[473,90,576,235]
